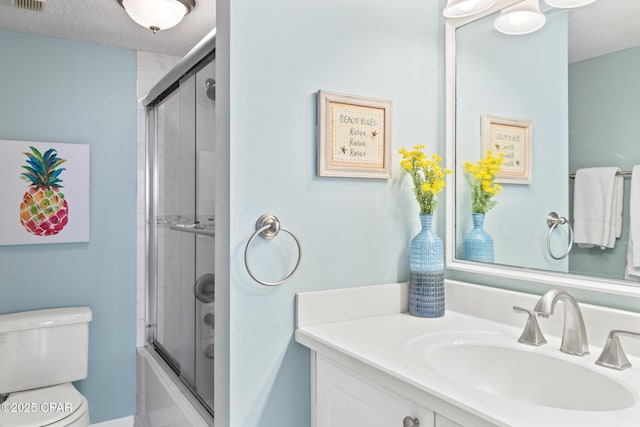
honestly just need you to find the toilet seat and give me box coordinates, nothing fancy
[0,383,89,427]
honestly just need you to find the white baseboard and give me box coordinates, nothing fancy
[90,415,135,427]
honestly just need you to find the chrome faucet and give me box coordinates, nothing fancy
[513,306,547,346]
[533,289,589,356]
[596,330,640,370]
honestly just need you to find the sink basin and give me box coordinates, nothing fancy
[420,334,636,411]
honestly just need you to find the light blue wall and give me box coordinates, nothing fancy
[215,4,640,427]
[568,47,640,279]
[218,1,443,425]
[0,30,137,423]
[455,11,569,272]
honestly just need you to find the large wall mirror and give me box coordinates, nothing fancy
[445,0,640,297]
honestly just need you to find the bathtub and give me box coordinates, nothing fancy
[135,347,213,427]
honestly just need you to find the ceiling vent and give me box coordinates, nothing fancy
[12,0,46,12]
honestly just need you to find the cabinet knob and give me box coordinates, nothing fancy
[403,416,420,427]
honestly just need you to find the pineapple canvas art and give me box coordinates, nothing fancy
[0,140,89,246]
[20,146,69,236]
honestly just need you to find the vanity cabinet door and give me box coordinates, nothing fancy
[316,355,435,427]
[435,413,463,427]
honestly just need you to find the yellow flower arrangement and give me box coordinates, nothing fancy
[463,150,504,213]
[399,145,451,214]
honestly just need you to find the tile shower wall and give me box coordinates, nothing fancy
[136,51,181,347]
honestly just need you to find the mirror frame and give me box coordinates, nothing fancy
[444,1,640,299]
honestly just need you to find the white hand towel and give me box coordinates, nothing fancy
[573,167,622,249]
[625,165,640,280]
[614,174,624,239]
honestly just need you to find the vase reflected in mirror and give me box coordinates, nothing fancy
[463,213,494,263]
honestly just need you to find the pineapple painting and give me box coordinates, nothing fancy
[19,146,69,236]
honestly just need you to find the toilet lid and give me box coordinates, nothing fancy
[0,383,84,427]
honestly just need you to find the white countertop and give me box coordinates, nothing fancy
[295,281,640,427]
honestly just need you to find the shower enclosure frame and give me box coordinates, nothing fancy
[142,30,216,423]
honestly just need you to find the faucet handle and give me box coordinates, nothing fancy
[595,330,640,370]
[513,306,547,346]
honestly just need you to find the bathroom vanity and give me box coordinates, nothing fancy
[295,281,640,427]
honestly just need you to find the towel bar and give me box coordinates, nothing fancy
[570,170,632,179]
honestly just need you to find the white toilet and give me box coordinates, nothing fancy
[0,307,92,427]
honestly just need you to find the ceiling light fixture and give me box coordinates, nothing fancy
[443,0,496,18]
[494,0,546,35]
[118,0,195,33]
[544,0,598,8]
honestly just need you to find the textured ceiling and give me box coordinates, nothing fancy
[0,0,215,56]
[568,0,640,63]
[0,0,636,62]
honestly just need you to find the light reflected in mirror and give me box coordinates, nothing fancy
[452,0,640,283]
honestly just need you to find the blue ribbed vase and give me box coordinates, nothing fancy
[409,214,445,318]
[463,213,494,263]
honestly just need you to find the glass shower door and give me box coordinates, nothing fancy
[149,56,215,416]
[154,75,197,387]
[193,60,215,410]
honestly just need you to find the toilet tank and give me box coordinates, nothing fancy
[0,307,92,394]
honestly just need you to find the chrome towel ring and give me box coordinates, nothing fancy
[244,214,302,286]
[546,212,574,260]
